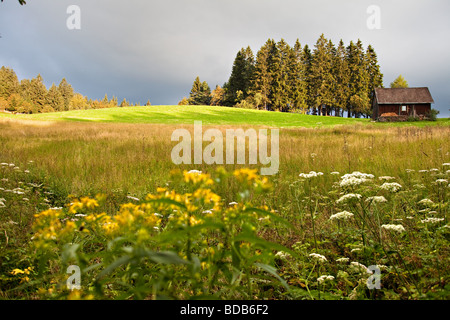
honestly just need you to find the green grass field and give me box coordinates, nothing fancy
[0,106,449,300]
[0,105,448,127]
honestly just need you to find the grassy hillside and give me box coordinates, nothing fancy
[1,105,448,127]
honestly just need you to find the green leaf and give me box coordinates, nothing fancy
[243,207,293,228]
[255,262,290,291]
[134,249,190,265]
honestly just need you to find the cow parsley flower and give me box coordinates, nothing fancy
[435,179,448,184]
[336,193,362,204]
[378,176,395,181]
[309,253,327,262]
[421,217,445,224]
[336,257,350,263]
[380,182,402,192]
[350,262,372,274]
[317,275,335,284]
[418,198,434,206]
[299,171,323,179]
[329,211,354,221]
[381,224,405,233]
[366,196,387,204]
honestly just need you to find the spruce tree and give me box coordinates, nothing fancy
[224,47,255,106]
[24,74,48,110]
[390,75,408,88]
[0,66,19,99]
[365,45,384,104]
[251,39,276,110]
[346,40,369,117]
[289,39,308,113]
[188,76,211,105]
[58,78,74,111]
[210,85,225,106]
[301,44,313,113]
[46,84,64,111]
[271,39,291,111]
[310,34,334,115]
[333,39,350,116]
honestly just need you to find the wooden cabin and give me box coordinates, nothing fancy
[372,87,434,121]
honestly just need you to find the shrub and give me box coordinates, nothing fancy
[427,108,440,121]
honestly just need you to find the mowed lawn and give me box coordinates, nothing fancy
[1,105,448,127]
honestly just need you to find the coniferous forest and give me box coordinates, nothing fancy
[0,68,147,114]
[184,34,384,118]
[1,34,382,118]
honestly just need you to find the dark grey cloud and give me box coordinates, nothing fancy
[1,0,449,116]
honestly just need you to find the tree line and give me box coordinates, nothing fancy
[0,67,150,114]
[182,34,384,118]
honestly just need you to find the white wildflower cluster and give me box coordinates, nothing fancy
[339,172,374,188]
[443,163,450,167]
[317,275,335,284]
[309,253,327,262]
[435,179,448,184]
[405,169,415,173]
[228,201,238,206]
[366,196,387,204]
[336,257,350,263]
[350,262,372,274]
[336,193,361,204]
[380,182,402,193]
[381,224,406,233]
[421,217,445,224]
[329,211,354,221]
[299,171,323,179]
[0,198,6,208]
[275,251,291,260]
[418,198,434,206]
[430,168,439,172]
[418,170,428,173]
[187,169,202,174]
[378,176,395,181]
[330,171,340,175]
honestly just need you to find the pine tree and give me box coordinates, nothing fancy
[333,39,350,116]
[58,78,74,111]
[102,94,109,105]
[0,66,19,99]
[346,40,369,117]
[251,39,276,110]
[289,39,308,113]
[271,39,292,111]
[301,44,313,113]
[390,75,408,88]
[46,84,64,111]
[188,76,211,105]
[120,98,129,107]
[365,45,384,103]
[210,85,225,106]
[310,34,334,115]
[25,74,48,110]
[224,47,255,106]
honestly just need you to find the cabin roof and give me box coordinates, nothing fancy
[374,87,434,105]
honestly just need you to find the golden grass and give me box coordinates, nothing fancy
[1,119,449,199]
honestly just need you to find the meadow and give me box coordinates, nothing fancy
[0,107,449,300]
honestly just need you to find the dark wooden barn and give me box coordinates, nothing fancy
[372,87,434,121]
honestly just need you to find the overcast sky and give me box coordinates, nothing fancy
[1,0,449,117]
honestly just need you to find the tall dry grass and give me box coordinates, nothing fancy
[0,119,449,200]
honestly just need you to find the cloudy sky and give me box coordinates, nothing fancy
[1,0,449,117]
